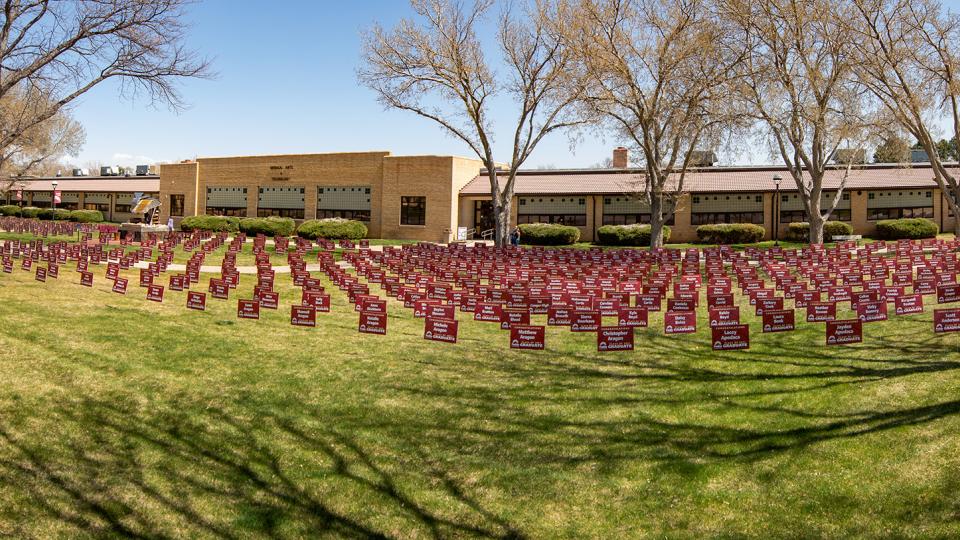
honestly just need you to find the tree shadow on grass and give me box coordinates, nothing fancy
[0,399,526,539]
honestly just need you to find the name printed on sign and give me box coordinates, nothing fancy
[186,291,206,311]
[712,324,750,350]
[570,311,601,332]
[934,308,960,333]
[359,311,387,335]
[762,309,795,332]
[806,301,836,322]
[146,284,164,303]
[237,299,260,320]
[709,307,740,328]
[856,301,888,323]
[616,307,648,328]
[547,306,572,326]
[664,311,696,334]
[290,305,317,327]
[80,271,93,287]
[424,317,458,344]
[112,277,128,294]
[826,319,863,345]
[598,326,634,352]
[938,284,960,304]
[510,325,545,350]
[895,294,924,315]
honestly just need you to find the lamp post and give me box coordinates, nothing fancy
[773,174,782,246]
[51,179,58,220]
[18,181,25,209]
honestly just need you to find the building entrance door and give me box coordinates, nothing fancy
[474,200,495,235]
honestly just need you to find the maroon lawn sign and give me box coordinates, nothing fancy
[895,294,924,315]
[806,301,836,323]
[570,310,601,332]
[510,325,545,350]
[424,317,458,344]
[826,319,863,345]
[762,309,795,332]
[35,266,46,282]
[146,284,164,303]
[112,277,128,294]
[237,299,260,320]
[664,311,696,334]
[359,311,387,335]
[291,305,317,327]
[709,307,740,328]
[80,271,93,287]
[186,291,206,311]
[712,324,750,350]
[934,308,960,333]
[597,326,634,352]
[856,301,888,323]
[616,307,648,328]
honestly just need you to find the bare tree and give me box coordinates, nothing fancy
[0,85,83,191]
[849,0,960,234]
[561,0,744,247]
[727,0,876,244]
[0,0,210,191]
[358,0,586,246]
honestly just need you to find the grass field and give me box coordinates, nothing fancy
[2,235,960,537]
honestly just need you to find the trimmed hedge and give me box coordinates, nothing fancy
[68,209,104,223]
[785,221,853,242]
[517,223,580,246]
[37,208,72,220]
[239,216,296,237]
[0,205,20,216]
[596,224,671,246]
[875,218,938,240]
[696,223,766,244]
[19,206,40,218]
[179,215,240,232]
[296,218,368,240]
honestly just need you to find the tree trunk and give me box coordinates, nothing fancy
[649,195,665,248]
[808,198,825,245]
[495,198,511,247]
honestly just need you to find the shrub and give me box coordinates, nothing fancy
[785,221,853,242]
[596,224,671,246]
[19,206,40,218]
[179,215,240,232]
[0,205,20,217]
[239,216,296,237]
[37,208,72,220]
[875,218,938,240]
[68,209,104,223]
[517,223,580,245]
[296,218,368,240]
[696,223,766,244]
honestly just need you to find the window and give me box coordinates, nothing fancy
[602,213,675,226]
[257,208,304,219]
[170,194,185,217]
[780,209,851,223]
[317,209,371,221]
[868,206,933,220]
[84,202,109,212]
[517,214,587,226]
[58,202,79,210]
[401,196,426,225]
[205,207,246,217]
[691,212,764,225]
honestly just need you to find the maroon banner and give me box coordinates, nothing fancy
[186,291,206,311]
[146,284,164,303]
[934,308,960,333]
[711,324,750,350]
[510,325,545,350]
[112,277,128,294]
[359,311,387,334]
[762,309,795,332]
[895,294,924,315]
[664,311,696,334]
[290,305,316,327]
[237,299,260,320]
[597,326,634,352]
[709,307,740,328]
[424,317,458,344]
[826,319,863,345]
[571,310,601,332]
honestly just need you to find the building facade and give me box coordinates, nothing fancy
[5,149,958,243]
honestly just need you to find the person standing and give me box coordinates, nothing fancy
[510,226,521,246]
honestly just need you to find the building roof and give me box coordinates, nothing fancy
[459,163,956,195]
[9,176,160,193]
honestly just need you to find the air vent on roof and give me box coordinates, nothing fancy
[135,165,150,176]
[100,166,118,176]
[71,168,88,177]
[689,150,717,167]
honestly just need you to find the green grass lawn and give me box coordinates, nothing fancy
[2,237,960,537]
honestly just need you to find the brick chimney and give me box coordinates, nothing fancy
[612,146,629,168]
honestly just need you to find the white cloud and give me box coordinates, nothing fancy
[110,153,161,166]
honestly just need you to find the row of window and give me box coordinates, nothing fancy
[201,196,427,225]
[779,209,852,223]
[517,214,588,226]
[867,206,934,220]
[691,212,765,225]
[601,213,676,226]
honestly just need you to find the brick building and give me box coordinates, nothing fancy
[4,149,958,243]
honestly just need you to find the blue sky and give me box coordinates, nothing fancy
[70,0,960,170]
